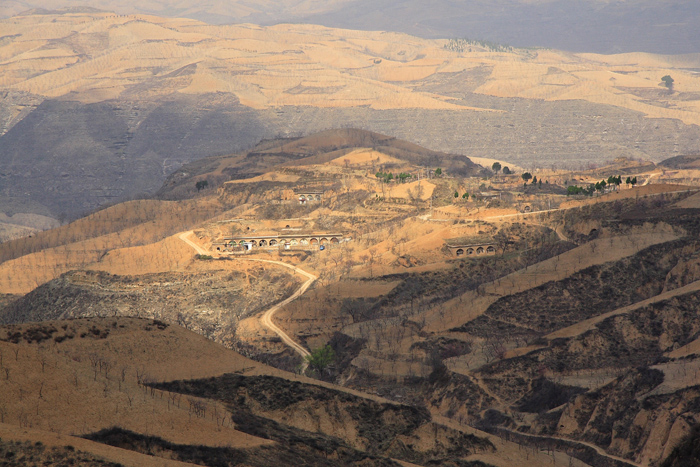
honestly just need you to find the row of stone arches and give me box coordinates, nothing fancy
[227,237,340,248]
[455,245,495,256]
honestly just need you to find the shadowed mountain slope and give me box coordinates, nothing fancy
[1,10,699,219]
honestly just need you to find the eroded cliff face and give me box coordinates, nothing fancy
[152,373,496,465]
[557,373,700,466]
[0,267,300,347]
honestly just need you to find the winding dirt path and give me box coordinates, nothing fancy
[246,258,315,360]
[178,231,316,362]
[178,231,209,255]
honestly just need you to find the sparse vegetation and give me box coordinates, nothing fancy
[150,373,495,464]
[2,126,700,467]
[305,344,336,377]
[0,439,123,467]
[445,38,514,53]
[661,74,675,90]
[661,424,700,467]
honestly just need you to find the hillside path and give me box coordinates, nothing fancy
[245,258,315,361]
[547,279,700,340]
[178,231,209,255]
[178,231,315,362]
[493,427,641,467]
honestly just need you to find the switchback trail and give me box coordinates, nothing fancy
[178,231,316,363]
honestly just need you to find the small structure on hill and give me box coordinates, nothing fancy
[445,238,497,257]
[295,191,324,204]
[214,232,348,253]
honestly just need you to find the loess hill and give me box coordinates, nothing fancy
[1,9,699,222]
[3,128,700,466]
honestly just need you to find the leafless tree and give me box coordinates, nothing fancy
[367,249,380,278]
[135,366,146,385]
[100,358,113,379]
[39,352,48,373]
[188,398,207,418]
[88,353,101,381]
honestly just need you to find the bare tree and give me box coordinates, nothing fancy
[367,249,379,278]
[88,353,101,381]
[100,358,113,379]
[494,230,511,256]
[39,352,48,373]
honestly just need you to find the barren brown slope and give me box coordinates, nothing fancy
[1,11,698,123]
[0,197,230,294]
[240,185,700,467]
[0,317,508,466]
[3,2,700,57]
[156,128,488,199]
[2,10,699,218]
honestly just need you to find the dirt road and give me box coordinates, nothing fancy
[178,231,315,362]
[246,258,315,361]
[178,231,209,255]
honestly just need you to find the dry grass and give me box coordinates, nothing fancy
[0,198,226,294]
[329,148,405,167]
[0,316,419,464]
[0,318,273,450]
[0,424,197,467]
[547,278,700,341]
[422,223,680,334]
[0,234,196,294]
[560,184,697,209]
[1,11,699,124]
[225,172,300,184]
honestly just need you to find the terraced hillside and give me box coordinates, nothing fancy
[1,9,699,219]
[3,129,700,466]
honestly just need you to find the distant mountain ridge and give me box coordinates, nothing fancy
[1,9,698,220]
[2,0,699,54]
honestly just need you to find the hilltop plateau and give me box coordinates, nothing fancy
[0,9,699,220]
[2,128,700,465]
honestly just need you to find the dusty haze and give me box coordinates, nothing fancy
[1,1,699,54]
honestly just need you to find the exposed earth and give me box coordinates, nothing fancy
[0,9,699,224]
[2,129,700,465]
